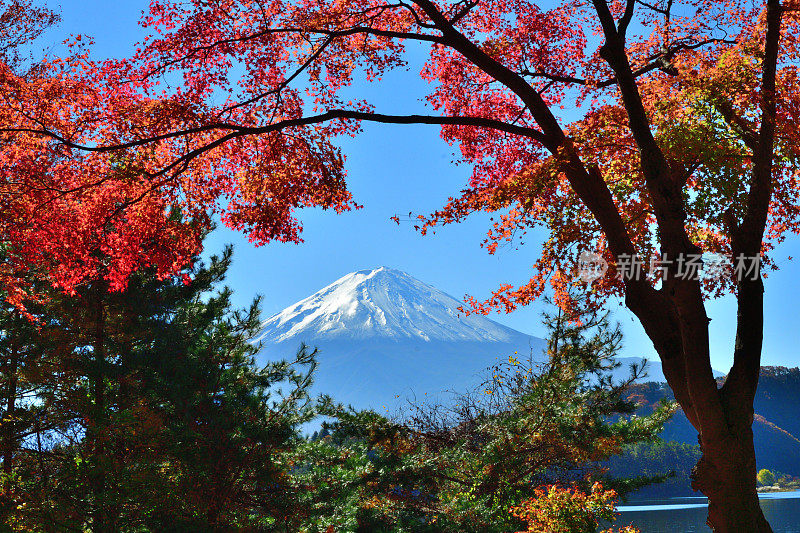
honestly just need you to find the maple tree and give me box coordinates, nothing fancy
[510,483,638,533]
[2,0,799,530]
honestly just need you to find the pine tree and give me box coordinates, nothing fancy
[5,244,317,531]
[291,295,675,532]
[0,255,75,527]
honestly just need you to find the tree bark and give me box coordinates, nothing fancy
[692,422,771,532]
[623,274,772,532]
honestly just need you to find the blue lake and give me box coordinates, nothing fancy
[612,491,800,532]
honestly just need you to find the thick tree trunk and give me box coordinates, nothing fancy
[692,423,771,532]
[625,273,772,531]
[580,0,783,528]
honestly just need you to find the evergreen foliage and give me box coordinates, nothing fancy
[288,300,673,532]
[0,246,317,531]
[0,244,675,532]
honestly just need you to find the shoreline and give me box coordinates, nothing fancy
[758,486,799,493]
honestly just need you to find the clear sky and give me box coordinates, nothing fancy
[46,0,800,372]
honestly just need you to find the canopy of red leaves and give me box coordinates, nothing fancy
[1,0,799,310]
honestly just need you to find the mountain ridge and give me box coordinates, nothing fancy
[255,266,531,344]
[253,267,714,409]
[255,267,545,409]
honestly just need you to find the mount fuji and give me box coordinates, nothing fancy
[255,266,536,345]
[254,267,670,411]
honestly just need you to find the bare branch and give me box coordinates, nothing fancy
[449,0,479,25]
[3,111,549,155]
[618,0,637,38]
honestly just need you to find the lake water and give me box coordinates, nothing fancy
[613,491,800,532]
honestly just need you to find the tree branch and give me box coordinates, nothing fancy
[591,0,726,441]
[713,100,759,153]
[2,111,549,154]
[135,24,444,81]
[521,37,735,88]
[618,0,637,38]
[722,0,784,411]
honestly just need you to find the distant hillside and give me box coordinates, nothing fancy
[753,367,800,440]
[623,367,800,489]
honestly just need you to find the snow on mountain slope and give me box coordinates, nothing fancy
[253,267,699,411]
[255,267,543,410]
[254,266,529,344]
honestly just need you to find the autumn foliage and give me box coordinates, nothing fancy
[510,483,638,533]
[1,0,799,530]
[0,0,357,304]
[0,0,794,308]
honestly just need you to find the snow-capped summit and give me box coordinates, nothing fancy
[255,266,529,345]
[255,267,544,411]
[254,267,688,413]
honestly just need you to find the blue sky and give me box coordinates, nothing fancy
[48,0,800,372]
